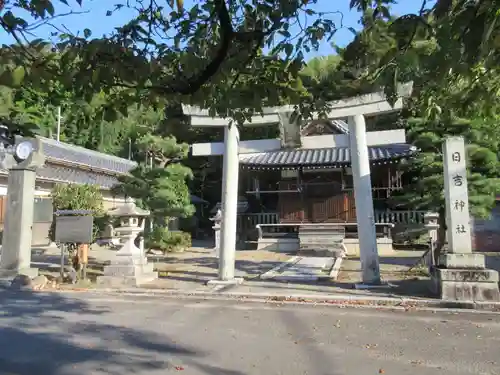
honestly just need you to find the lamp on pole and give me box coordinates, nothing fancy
[0,125,34,168]
[0,124,44,278]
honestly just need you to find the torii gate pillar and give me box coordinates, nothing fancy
[218,123,240,281]
[349,115,380,284]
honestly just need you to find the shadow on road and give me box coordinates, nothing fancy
[0,287,245,375]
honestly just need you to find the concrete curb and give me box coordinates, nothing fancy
[329,257,343,280]
[63,287,500,313]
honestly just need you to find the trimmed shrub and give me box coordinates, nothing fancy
[145,227,191,253]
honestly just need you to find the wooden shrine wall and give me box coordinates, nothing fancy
[279,190,357,223]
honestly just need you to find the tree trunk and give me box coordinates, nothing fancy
[434,207,447,265]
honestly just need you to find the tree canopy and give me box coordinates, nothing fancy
[0,0,343,122]
[1,0,499,121]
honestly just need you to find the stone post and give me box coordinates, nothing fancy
[423,212,439,269]
[211,209,222,258]
[433,137,499,301]
[348,114,381,285]
[0,138,45,278]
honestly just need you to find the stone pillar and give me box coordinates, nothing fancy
[348,115,381,285]
[0,139,44,278]
[433,137,499,301]
[213,223,221,256]
[218,123,240,282]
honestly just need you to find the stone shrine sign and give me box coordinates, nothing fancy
[442,137,472,253]
[432,136,500,302]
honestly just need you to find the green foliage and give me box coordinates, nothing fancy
[50,184,106,242]
[392,116,500,219]
[52,184,105,214]
[145,227,192,253]
[0,0,343,121]
[0,86,41,138]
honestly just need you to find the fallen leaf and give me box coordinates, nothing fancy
[174,366,184,371]
[379,369,385,374]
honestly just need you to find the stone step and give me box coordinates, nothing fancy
[96,272,158,287]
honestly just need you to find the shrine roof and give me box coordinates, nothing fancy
[39,137,137,174]
[239,144,417,170]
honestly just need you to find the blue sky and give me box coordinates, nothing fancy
[0,0,429,58]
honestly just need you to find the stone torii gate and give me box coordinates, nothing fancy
[184,82,413,286]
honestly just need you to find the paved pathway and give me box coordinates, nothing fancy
[261,256,334,281]
[0,290,499,375]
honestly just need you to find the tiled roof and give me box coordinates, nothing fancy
[239,144,417,169]
[36,163,121,189]
[39,137,137,174]
[300,119,349,136]
[329,120,349,134]
[0,138,137,188]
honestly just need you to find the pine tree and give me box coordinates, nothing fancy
[112,133,195,224]
[392,113,500,260]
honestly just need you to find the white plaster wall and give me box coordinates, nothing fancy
[192,129,407,157]
[0,184,50,197]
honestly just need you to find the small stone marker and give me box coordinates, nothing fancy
[442,137,472,253]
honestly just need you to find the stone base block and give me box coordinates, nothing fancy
[97,272,158,287]
[112,256,149,266]
[438,253,485,269]
[103,263,154,277]
[436,268,498,283]
[432,267,500,302]
[0,267,39,279]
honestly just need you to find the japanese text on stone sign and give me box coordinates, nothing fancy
[443,137,472,252]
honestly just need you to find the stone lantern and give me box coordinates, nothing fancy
[97,198,158,287]
[109,197,150,252]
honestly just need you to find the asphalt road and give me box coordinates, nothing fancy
[0,290,499,375]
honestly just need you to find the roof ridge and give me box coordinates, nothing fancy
[330,119,349,134]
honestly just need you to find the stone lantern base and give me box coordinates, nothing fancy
[97,238,157,287]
